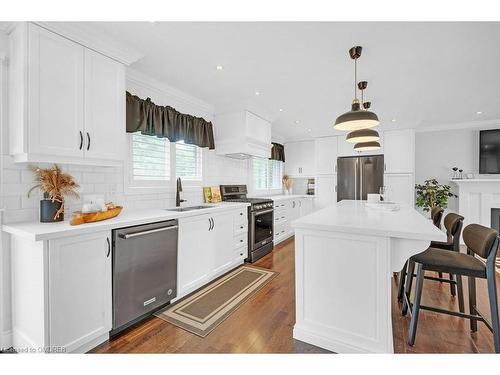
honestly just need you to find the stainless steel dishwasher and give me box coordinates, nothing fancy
[112,219,178,335]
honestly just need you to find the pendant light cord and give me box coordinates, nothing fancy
[354,58,358,100]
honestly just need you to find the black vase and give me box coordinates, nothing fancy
[40,193,64,223]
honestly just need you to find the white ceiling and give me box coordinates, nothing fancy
[86,22,500,141]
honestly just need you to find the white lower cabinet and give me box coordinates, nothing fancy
[177,214,214,296]
[48,231,112,352]
[10,230,112,353]
[177,207,248,298]
[273,197,315,245]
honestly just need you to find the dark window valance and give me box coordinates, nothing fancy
[126,91,215,150]
[270,142,285,162]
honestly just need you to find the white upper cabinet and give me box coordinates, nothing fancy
[284,140,315,177]
[84,49,125,160]
[8,23,126,165]
[315,136,338,175]
[383,129,415,173]
[27,24,85,158]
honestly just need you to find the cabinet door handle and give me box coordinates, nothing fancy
[240,239,243,243]
[212,217,215,230]
[79,131,83,150]
[208,218,212,231]
[384,163,386,171]
[106,237,111,258]
[335,164,337,173]
[240,225,244,229]
[86,132,91,151]
[299,201,302,207]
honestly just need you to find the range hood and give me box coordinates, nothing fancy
[215,110,272,159]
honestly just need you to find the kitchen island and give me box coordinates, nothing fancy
[291,200,446,353]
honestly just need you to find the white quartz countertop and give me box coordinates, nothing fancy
[291,200,446,241]
[2,202,250,241]
[255,194,315,201]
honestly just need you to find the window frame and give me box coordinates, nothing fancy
[124,134,205,194]
[174,141,203,185]
[250,157,284,195]
[125,133,174,194]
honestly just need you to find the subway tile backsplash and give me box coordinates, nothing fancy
[1,151,249,224]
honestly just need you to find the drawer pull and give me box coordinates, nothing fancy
[240,226,244,229]
[240,239,243,243]
[240,212,243,216]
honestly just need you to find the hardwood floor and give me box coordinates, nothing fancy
[91,237,499,353]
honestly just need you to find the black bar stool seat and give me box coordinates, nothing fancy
[411,247,486,278]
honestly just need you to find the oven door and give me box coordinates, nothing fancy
[250,208,274,249]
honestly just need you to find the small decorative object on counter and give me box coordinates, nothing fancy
[203,186,221,203]
[282,175,292,195]
[459,169,464,179]
[70,202,123,225]
[451,167,459,180]
[307,178,315,195]
[28,164,80,223]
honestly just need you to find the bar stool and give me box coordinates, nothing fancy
[402,223,500,352]
[396,207,444,301]
[398,212,464,312]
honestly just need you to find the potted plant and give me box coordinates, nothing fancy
[28,164,80,222]
[282,175,292,195]
[415,178,457,213]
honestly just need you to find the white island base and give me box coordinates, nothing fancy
[292,200,446,353]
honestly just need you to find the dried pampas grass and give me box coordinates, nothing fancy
[28,164,80,220]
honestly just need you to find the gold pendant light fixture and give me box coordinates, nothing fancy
[334,46,381,151]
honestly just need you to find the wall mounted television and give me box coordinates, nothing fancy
[479,129,500,174]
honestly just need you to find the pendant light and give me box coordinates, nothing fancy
[346,81,380,144]
[334,46,379,131]
[353,141,381,151]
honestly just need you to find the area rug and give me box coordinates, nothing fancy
[155,265,278,337]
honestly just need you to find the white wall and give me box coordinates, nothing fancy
[0,39,249,346]
[415,128,497,212]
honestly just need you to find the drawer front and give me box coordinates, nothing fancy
[234,233,247,249]
[234,220,248,235]
[274,201,287,210]
[234,245,247,261]
[234,209,247,224]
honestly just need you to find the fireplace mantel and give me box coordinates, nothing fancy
[451,179,500,230]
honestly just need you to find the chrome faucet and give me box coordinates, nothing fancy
[176,177,186,207]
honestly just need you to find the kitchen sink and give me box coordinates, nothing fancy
[165,205,213,212]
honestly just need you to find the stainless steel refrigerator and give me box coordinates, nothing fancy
[337,155,384,201]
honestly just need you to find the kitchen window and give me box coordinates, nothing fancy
[252,157,283,191]
[126,134,203,192]
[130,132,171,186]
[175,141,202,181]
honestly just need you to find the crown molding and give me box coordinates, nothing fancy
[415,118,500,133]
[126,68,214,116]
[31,22,143,65]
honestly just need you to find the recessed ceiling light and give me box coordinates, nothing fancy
[279,108,283,112]
[295,120,300,124]
[476,111,483,115]
[307,128,312,132]
[216,65,223,71]
[255,91,260,96]
[391,119,397,122]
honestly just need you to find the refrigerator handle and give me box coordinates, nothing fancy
[360,160,363,201]
[354,158,357,201]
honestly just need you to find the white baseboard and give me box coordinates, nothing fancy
[293,325,390,354]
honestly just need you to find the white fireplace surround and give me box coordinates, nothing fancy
[451,179,500,230]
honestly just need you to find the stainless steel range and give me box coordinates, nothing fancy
[220,185,274,262]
